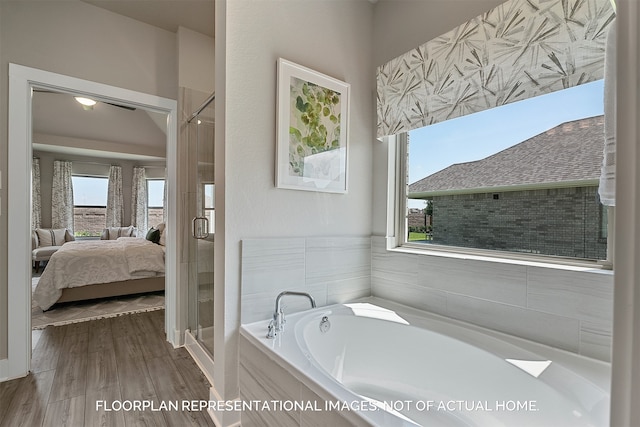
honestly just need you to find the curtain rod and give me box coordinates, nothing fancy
[187,92,215,124]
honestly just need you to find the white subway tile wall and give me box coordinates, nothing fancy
[371,236,613,361]
[241,237,371,324]
[240,236,613,361]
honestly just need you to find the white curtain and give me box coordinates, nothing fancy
[51,160,74,230]
[106,165,124,227]
[131,167,148,233]
[31,158,41,229]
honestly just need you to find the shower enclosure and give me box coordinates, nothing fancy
[187,93,215,357]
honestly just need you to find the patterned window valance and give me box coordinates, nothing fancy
[376,0,616,138]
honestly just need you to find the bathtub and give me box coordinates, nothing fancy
[240,297,610,426]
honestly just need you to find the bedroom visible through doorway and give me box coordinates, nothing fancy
[6,64,179,380]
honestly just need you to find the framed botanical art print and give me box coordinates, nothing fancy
[276,58,350,193]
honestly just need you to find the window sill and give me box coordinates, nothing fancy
[389,241,613,274]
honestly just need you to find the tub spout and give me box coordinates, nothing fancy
[266,291,316,339]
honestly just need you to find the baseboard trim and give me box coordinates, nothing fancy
[184,330,215,386]
[208,386,242,427]
[0,358,8,382]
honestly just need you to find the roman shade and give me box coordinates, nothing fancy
[376,0,616,138]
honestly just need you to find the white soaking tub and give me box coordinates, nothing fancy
[240,298,610,427]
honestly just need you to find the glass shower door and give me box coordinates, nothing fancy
[189,96,215,356]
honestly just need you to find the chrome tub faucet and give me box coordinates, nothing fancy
[266,291,316,339]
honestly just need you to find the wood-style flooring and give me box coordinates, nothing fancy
[0,310,216,427]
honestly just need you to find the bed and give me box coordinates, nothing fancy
[33,237,165,310]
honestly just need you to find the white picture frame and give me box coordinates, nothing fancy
[276,58,350,193]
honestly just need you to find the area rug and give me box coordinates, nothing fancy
[31,275,165,329]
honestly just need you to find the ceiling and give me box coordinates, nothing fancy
[80,0,215,37]
[32,90,168,161]
[34,1,215,162]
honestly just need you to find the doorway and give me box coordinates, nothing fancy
[5,64,179,380]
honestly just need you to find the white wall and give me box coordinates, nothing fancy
[0,0,177,360]
[216,0,375,417]
[372,0,505,67]
[178,27,215,94]
[610,0,640,422]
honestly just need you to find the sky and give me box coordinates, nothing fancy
[409,79,605,183]
[407,80,605,207]
[73,176,164,206]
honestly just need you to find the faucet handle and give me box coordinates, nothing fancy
[266,320,276,339]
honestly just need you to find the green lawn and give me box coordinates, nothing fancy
[408,232,432,241]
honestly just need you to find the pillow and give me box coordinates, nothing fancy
[152,222,167,246]
[145,228,161,244]
[159,227,166,246]
[107,226,134,240]
[35,228,67,247]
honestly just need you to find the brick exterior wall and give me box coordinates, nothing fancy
[74,207,106,237]
[408,209,427,230]
[74,207,164,236]
[148,208,164,228]
[431,186,607,259]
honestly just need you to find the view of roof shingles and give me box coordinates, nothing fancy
[409,115,604,196]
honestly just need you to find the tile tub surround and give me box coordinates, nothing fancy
[371,236,614,361]
[240,237,371,324]
[240,236,613,361]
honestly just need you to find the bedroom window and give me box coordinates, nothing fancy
[72,175,108,237]
[203,183,215,234]
[400,80,611,264]
[147,179,165,227]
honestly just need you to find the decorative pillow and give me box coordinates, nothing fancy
[107,226,134,240]
[157,223,167,246]
[35,228,67,247]
[145,228,161,244]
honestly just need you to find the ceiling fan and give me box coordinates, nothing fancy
[33,89,136,111]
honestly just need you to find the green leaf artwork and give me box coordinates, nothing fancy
[288,76,341,177]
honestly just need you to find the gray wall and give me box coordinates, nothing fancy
[432,186,607,260]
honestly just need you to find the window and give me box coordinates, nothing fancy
[397,80,611,264]
[147,179,165,228]
[72,175,108,237]
[203,183,215,234]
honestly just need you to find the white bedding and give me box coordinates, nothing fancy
[33,237,165,310]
